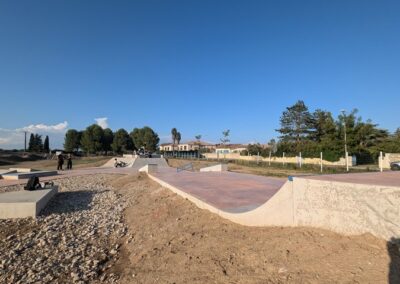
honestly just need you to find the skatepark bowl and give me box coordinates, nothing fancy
[1,157,400,241]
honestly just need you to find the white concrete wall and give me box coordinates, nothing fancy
[203,153,356,166]
[292,178,400,240]
[200,164,228,172]
[381,153,400,169]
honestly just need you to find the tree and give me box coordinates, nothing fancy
[28,134,43,152]
[267,139,278,154]
[103,128,114,154]
[80,124,104,154]
[220,129,230,145]
[195,135,202,142]
[43,136,50,153]
[28,134,35,152]
[276,100,313,150]
[171,128,178,151]
[130,126,160,152]
[64,129,81,152]
[111,129,132,154]
[176,132,181,145]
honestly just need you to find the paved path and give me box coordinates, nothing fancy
[152,168,286,213]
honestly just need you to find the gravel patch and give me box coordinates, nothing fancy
[0,174,127,284]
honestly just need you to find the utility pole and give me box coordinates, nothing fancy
[341,109,349,172]
[24,131,27,153]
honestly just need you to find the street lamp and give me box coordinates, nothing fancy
[341,109,349,172]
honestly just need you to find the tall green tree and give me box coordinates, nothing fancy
[64,129,81,152]
[130,126,160,152]
[277,100,313,149]
[28,134,43,152]
[111,129,132,154]
[43,136,50,152]
[28,133,35,152]
[80,124,104,154]
[103,128,114,154]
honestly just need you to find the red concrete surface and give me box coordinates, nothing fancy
[153,168,286,213]
[304,171,400,187]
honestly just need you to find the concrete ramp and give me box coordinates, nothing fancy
[147,169,400,240]
[131,158,168,170]
[101,157,137,168]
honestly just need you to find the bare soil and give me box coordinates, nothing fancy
[110,174,399,284]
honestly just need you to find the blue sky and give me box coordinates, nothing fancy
[0,0,399,149]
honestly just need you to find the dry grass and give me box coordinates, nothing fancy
[0,156,111,170]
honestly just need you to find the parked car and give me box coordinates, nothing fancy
[390,162,400,170]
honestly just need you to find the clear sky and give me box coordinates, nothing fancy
[0,0,399,149]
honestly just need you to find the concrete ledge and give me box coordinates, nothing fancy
[1,170,58,180]
[200,164,228,172]
[139,164,158,173]
[0,186,58,219]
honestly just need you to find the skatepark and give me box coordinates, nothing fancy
[1,156,399,241]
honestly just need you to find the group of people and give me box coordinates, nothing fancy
[57,154,73,171]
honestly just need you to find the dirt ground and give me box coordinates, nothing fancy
[109,174,399,284]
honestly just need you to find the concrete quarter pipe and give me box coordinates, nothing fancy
[148,169,400,240]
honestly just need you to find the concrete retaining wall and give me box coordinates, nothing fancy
[293,178,400,240]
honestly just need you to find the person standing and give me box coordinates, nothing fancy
[57,154,64,170]
[67,154,73,170]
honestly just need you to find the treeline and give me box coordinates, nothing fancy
[64,124,159,154]
[264,100,400,163]
[28,134,50,153]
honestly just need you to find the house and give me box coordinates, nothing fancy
[215,144,247,154]
[160,141,215,152]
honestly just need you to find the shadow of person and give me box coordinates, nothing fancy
[388,237,400,284]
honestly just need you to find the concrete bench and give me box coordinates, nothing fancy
[0,187,58,219]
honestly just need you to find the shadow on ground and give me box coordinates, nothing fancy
[41,190,103,215]
[388,237,400,283]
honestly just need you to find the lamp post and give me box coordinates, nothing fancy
[341,109,349,172]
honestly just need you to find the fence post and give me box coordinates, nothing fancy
[269,151,271,166]
[380,151,383,172]
[283,152,285,166]
[320,152,323,173]
[299,152,302,168]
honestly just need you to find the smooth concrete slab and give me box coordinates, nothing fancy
[0,187,58,219]
[1,170,58,180]
[152,168,286,212]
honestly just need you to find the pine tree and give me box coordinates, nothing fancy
[44,136,50,153]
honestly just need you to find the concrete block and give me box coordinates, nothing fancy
[0,187,58,219]
[1,170,58,180]
[139,164,158,173]
[200,164,228,172]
